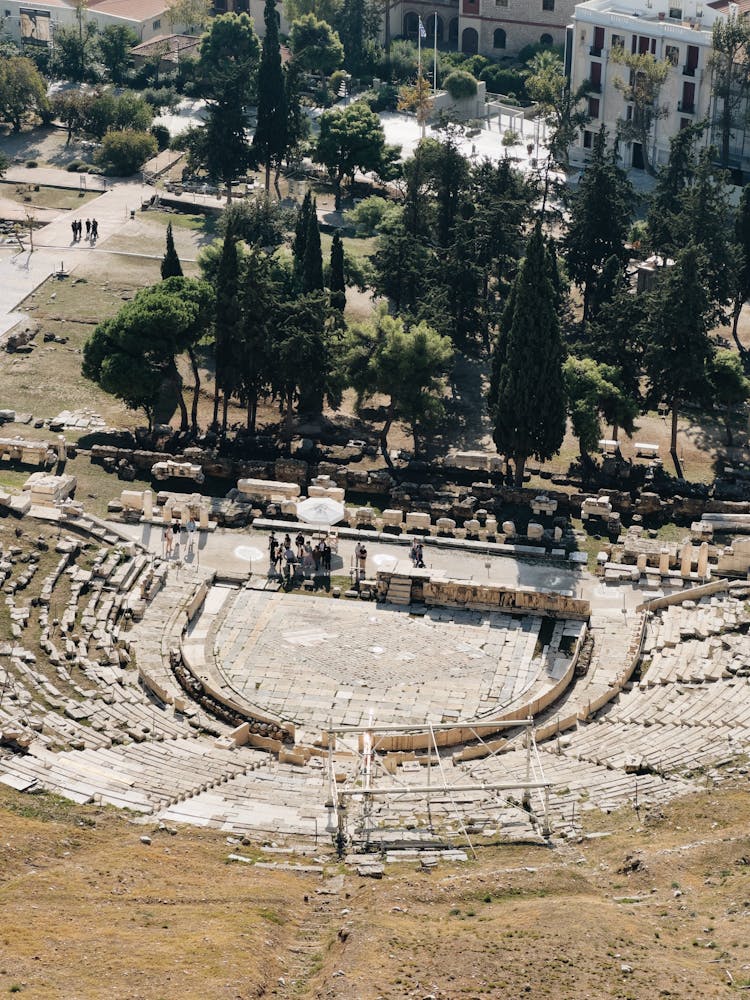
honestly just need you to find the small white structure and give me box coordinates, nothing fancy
[581,497,613,521]
[237,478,301,502]
[531,495,557,517]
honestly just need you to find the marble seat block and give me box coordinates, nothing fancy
[405,511,431,530]
[382,509,403,527]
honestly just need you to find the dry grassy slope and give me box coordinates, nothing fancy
[1,781,750,1000]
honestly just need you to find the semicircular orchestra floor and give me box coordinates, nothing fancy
[201,587,583,741]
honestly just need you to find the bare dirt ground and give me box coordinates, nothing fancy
[2,775,750,999]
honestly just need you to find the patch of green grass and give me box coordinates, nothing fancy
[257,907,284,925]
[145,209,217,235]
[0,180,100,212]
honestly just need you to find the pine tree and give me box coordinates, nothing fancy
[160,222,183,279]
[252,0,288,194]
[643,243,715,475]
[302,197,324,292]
[564,127,633,324]
[329,230,346,315]
[490,222,566,486]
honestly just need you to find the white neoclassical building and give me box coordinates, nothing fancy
[1,0,188,47]
[567,0,747,171]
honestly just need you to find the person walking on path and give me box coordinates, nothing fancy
[70,219,77,242]
[85,219,91,238]
[187,515,196,553]
[164,524,174,558]
[91,218,98,241]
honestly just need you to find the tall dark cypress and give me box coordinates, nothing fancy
[213,221,242,433]
[329,230,346,314]
[302,197,324,293]
[292,190,312,286]
[160,222,183,279]
[490,222,566,486]
[252,0,288,193]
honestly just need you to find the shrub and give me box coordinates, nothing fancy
[26,159,38,168]
[344,195,392,235]
[443,70,478,100]
[96,129,157,176]
[66,159,84,172]
[480,64,527,99]
[382,39,418,82]
[519,41,563,65]
[329,69,348,97]
[141,86,179,112]
[150,123,170,151]
[362,82,399,112]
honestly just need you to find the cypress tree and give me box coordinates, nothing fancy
[302,197,324,292]
[292,190,312,285]
[490,222,566,486]
[329,230,346,314]
[160,222,183,279]
[252,0,288,194]
[213,221,242,433]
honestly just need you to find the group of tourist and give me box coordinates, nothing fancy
[410,538,426,568]
[268,531,332,580]
[70,218,99,242]
[163,517,196,559]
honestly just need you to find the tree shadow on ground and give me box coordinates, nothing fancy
[441,354,493,452]
[0,126,96,169]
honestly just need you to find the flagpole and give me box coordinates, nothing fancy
[433,11,438,91]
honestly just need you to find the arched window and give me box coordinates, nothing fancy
[404,12,419,39]
[493,28,506,49]
[540,33,553,46]
[448,17,459,45]
[461,26,478,54]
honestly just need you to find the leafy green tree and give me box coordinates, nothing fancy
[709,12,750,169]
[372,219,431,311]
[99,24,137,83]
[52,91,93,144]
[237,248,280,432]
[524,49,589,168]
[329,230,346,314]
[289,14,344,75]
[731,183,750,356]
[314,100,395,209]
[563,127,633,323]
[672,148,736,321]
[167,0,212,31]
[0,56,48,131]
[196,12,260,101]
[272,291,340,436]
[343,305,453,464]
[213,221,243,432]
[284,0,343,24]
[489,222,566,486]
[96,130,157,175]
[161,223,183,280]
[336,0,379,74]
[646,123,703,256]
[253,0,288,194]
[284,60,310,167]
[51,3,99,83]
[0,150,8,177]
[83,277,213,433]
[611,48,670,175]
[643,244,715,474]
[192,14,260,203]
[220,196,290,249]
[708,349,750,445]
[563,356,637,466]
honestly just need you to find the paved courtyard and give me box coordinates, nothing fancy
[204,587,581,739]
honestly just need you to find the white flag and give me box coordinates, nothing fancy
[418,16,427,38]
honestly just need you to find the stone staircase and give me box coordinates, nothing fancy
[385,575,412,606]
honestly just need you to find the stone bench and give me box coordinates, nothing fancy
[531,495,557,516]
[381,509,403,528]
[351,506,376,527]
[436,517,456,534]
[405,512,431,531]
[634,442,659,458]
[237,478,300,502]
